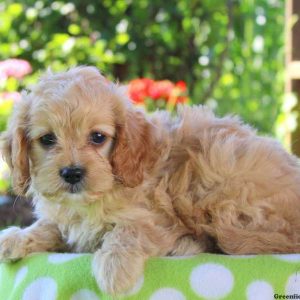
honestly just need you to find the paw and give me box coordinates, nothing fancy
[92,249,144,295]
[0,227,28,262]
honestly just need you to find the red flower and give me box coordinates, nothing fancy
[175,80,187,92]
[128,78,189,106]
[176,96,188,103]
[128,78,154,103]
[0,59,32,80]
[173,81,188,103]
[148,80,175,100]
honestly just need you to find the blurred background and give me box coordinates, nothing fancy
[0,0,297,227]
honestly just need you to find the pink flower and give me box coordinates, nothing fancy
[0,92,21,102]
[0,59,32,80]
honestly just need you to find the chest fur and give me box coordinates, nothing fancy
[35,199,116,253]
[59,220,115,252]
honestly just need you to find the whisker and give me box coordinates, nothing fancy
[12,194,21,211]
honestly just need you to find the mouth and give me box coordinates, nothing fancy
[39,183,105,204]
[68,184,83,194]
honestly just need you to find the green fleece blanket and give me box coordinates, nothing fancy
[0,252,299,300]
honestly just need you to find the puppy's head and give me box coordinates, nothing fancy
[1,66,155,204]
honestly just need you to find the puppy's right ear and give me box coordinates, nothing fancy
[1,94,31,196]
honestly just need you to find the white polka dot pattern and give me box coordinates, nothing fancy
[246,280,274,300]
[48,253,85,264]
[150,288,186,300]
[286,273,300,295]
[71,289,100,300]
[14,266,28,289]
[274,254,300,262]
[190,263,234,299]
[0,252,299,300]
[22,277,57,300]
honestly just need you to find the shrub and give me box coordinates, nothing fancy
[0,0,285,134]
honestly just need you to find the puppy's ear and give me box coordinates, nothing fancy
[1,96,31,195]
[111,110,156,187]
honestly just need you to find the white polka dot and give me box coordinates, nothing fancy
[274,254,300,262]
[14,266,28,289]
[123,276,144,296]
[150,288,186,300]
[286,273,300,295]
[247,281,274,300]
[22,277,57,300]
[190,263,234,299]
[48,253,85,264]
[71,289,100,300]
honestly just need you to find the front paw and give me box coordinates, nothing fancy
[0,227,28,262]
[92,249,144,295]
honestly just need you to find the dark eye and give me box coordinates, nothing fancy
[90,132,106,145]
[39,133,57,147]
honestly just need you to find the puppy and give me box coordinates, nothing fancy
[1,66,300,295]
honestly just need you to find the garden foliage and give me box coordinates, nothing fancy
[0,0,285,134]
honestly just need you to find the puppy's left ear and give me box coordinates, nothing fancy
[1,95,31,196]
[111,110,156,188]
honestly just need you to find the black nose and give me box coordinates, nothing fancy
[59,166,85,184]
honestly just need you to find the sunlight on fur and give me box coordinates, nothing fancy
[1,66,300,295]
